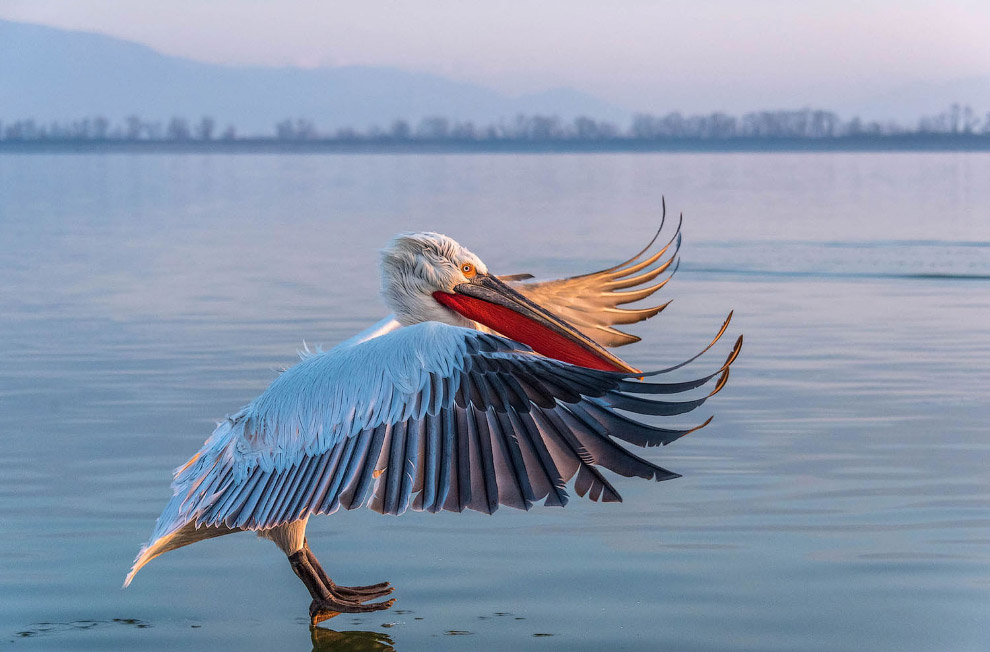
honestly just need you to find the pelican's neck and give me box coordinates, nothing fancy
[336,316,403,349]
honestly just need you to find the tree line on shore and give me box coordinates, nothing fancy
[1,105,988,142]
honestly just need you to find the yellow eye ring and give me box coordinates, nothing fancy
[461,263,476,277]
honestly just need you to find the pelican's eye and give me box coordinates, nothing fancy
[460,262,476,278]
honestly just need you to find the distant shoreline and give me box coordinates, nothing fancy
[2,134,990,154]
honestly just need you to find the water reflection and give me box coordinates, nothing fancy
[310,626,395,652]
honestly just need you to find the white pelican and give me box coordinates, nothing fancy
[125,208,742,624]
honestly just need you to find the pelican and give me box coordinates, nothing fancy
[125,207,742,625]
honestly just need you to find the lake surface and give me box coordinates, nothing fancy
[1,152,988,651]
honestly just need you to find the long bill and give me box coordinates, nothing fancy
[433,274,639,373]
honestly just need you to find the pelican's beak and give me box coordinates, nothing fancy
[433,274,638,373]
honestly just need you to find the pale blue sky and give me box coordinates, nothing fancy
[2,0,989,113]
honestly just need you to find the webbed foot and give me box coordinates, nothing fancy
[309,596,396,625]
[332,581,394,600]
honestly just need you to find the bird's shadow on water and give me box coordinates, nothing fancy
[310,625,396,652]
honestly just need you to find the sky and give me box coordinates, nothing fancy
[2,0,990,114]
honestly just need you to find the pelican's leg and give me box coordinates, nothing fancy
[262,520,395,625]
[302,539,393,599]
[288,550,396,625]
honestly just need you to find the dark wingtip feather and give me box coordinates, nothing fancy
[710,367,730,397]
[601,486,623,502]
[726,334,744,366]
[566,201,670,281]
[642,310,734,377]
[662,415,715,446]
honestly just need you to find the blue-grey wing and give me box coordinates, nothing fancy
[151,320,740,539]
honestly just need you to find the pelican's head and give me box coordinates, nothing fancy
[380,232,636,372]
[380,232,488,328]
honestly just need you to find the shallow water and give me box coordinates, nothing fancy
[1,152,988,651]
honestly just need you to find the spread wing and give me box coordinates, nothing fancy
[501,206,682,348]
[147,319,740,545]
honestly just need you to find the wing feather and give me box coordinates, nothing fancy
[452,406,473,513]
[503,408,556,505]
[316,430,357,514]
[491,408,535,507]
[436,407,456,513]
[438,406,459,513]
[417,413,438,511]
[336,426,376,511]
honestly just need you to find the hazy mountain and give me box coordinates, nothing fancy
[0,19,630,134]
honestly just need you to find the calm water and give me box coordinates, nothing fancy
[1,153,988,651]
